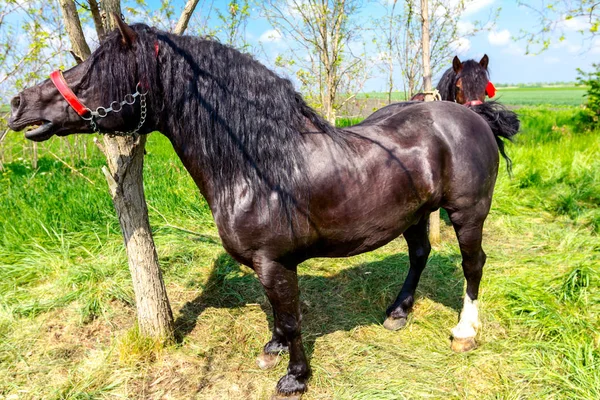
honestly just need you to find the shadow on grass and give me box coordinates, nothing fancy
[174,249,464,352]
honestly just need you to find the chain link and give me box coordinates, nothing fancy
[87,84,148,139]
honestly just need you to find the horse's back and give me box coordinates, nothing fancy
[360,101,497,157]
[408,102,500,212]
[353,101,499,209]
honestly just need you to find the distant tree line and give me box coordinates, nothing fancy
[494,82,582,88]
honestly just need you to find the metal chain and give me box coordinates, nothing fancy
[86,84,148,138]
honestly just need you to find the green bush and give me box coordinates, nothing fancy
[577,63,600,129]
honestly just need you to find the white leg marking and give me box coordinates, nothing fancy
[451,295,480,339]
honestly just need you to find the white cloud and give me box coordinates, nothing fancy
[450,37,471,55]
[558,15,592,32]
[488,29,511,46]
[259,29,282,43]
[462,0,496,16]
[457,21,475,35]
[433,4,449,18]
[552,40,582,54]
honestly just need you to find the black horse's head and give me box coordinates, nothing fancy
[8,16,158,142]
[436,55,493,106]
[451,55,490,105]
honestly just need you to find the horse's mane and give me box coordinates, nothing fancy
[436,68,457,100]
[436,60,489,101]
[85,24,347,220]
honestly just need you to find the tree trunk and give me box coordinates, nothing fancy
[59,0,179,342]
[421,0,440,245]
[99,0,175,341]
[99,135,174,339]
[58,0,91,62]
[421,0,432,97]
[387,0,397,105]
[88,0,106,42]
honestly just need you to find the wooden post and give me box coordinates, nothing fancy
[421,0,440,244]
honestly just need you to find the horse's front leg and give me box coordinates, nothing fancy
[254,255,309,399]
[384,216,431,330]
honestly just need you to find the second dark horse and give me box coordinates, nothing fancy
[8,19,519,399]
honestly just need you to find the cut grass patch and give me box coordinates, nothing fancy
[0,107,599,398]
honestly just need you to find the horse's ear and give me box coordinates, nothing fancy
[480,54,489,70]
[112,13,137,48]
[452,56,462,73]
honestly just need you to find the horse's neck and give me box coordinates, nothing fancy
[163,131,217,208]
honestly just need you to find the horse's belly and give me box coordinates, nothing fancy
[305,195,428,258]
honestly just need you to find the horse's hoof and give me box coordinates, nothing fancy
[383,316,407,331]
[451,337,477,353]
[273,374,307,399]
[257,352,281,370]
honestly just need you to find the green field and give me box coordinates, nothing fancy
[496,86,587,106]
[358,86,588,107]
[0,106,599,398]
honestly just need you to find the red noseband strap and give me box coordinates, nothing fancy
[50,70,90,117]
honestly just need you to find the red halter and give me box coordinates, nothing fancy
[464,100,483,107]
[463,81,496,107]
[50,70,91,117]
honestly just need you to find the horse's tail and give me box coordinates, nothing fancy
[469,101,520,175]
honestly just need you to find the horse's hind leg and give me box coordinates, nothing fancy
[447,206,488,352]
[254,255,309,398]
[256,309,289,370]
[384,215,431,330]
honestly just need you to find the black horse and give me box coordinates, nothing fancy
[411,55,495,105]
[8,19,518,399]
[367,55,519,173]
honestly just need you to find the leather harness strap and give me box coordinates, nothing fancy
[50,70,91,117]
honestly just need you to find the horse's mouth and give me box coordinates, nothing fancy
[24,121,55,142]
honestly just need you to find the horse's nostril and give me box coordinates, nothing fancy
[10,95,21,113]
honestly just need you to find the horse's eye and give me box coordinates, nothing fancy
[456,86,461,92]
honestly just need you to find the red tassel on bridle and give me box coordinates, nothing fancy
[486,81,496,98]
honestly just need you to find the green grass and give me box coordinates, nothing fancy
[355,86,588,107]
[495,86,588,106]
[0,107,599,399]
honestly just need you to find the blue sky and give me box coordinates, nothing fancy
[228,0,600,90]
[459,0,599,85]
[2,0,599,99]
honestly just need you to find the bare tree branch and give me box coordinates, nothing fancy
[58,0,92,60]
[174,0,200,35]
